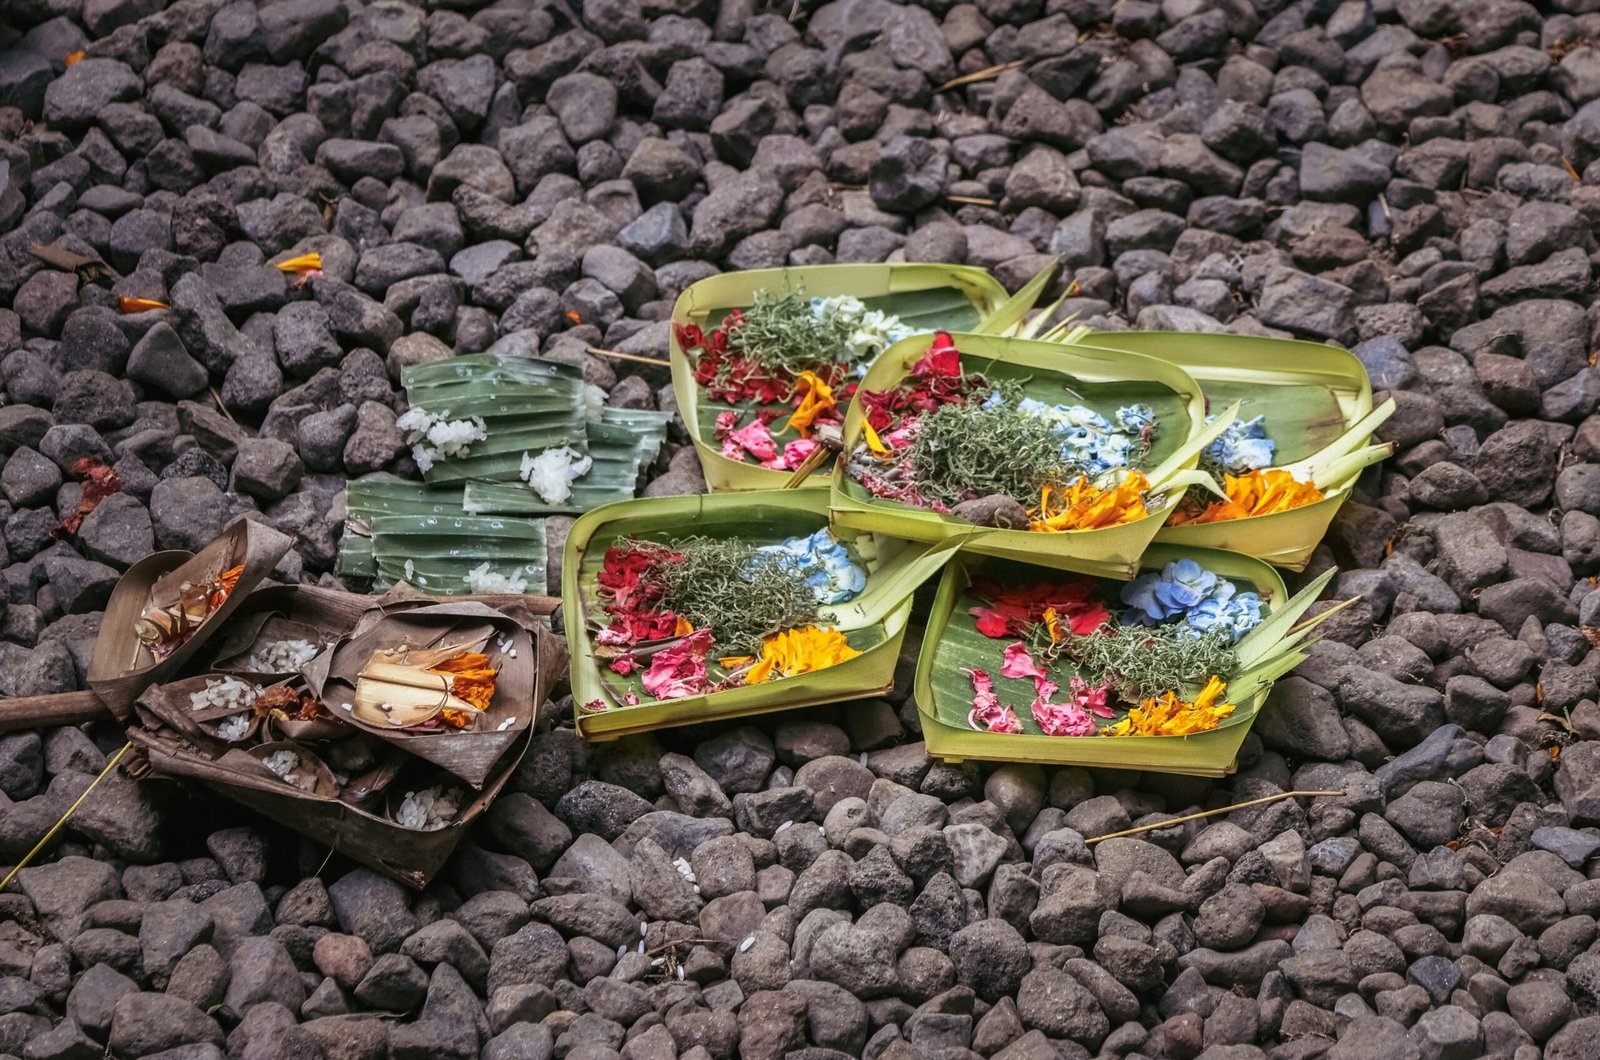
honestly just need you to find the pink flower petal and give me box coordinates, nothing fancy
[1001,642,1046,680]
[1069,676,1114,718]
[1031,696,1096,737]
[728,420,778,462]
[782,439,818,468]
[641,629,714,700]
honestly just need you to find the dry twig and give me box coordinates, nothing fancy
[1083,790,1347,844]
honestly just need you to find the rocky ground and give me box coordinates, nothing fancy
[3,0,1600,1057]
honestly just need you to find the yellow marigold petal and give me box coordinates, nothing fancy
[785,371,837,439]
[1104,678,1235,736]
[275,252,323,274]
[742,625,861,685]
[863,419,891,456]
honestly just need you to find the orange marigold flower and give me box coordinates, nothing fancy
[1029,471,1150,532]
[1104,675,1236,737]
[64,50,84,66]
[439,708,477,729]
[208,563,245,609]
[429,651,498,709]
[785,371,836,439]
[1167,469,1324,525]
[742,625,861,685]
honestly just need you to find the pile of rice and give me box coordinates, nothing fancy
[214,714,251,742]
[395,409,488,472]
[519,446,592,505]
[190,677,262,712]
[394,784,462,831]
[261,749,303,785]
[244,639,319,673]
[464,562,529,594]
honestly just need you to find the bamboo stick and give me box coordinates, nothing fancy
[588,346,671,368]
[0,691,110,733]
[1,742,131,892]
[1083,790,1347,844]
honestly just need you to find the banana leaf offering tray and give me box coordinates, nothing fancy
[563,490,961,739]
[830,330,1238,579]
[670,264,1017,492]
[1052,331,1396,570]
[914,544,1337,776]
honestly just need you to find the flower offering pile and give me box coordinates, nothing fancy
[957,558,1263,739]
[915,545,1340,775]
[669,263,1014,491]
[1037,329,1397,570]
[88,519,294,724]
[590,528,869,701]
[134,562,244,659]
[829,329,1232,578]
[844,331,1164,531]
[679,291,912,472]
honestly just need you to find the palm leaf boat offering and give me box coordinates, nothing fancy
[670,264,1022,492]
[564,491,963,739]
[86,518,293,722]
[915,544,1341,775]
[128,597,563,887]
[1045,330,1396,570]
[830,330,1238,578]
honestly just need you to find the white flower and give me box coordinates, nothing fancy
[812,295,908,362]
[519,446,593,505]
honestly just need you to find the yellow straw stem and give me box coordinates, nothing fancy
[938,59,1026,91]
[1083,789,1347,844]
[1,741,131,893]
